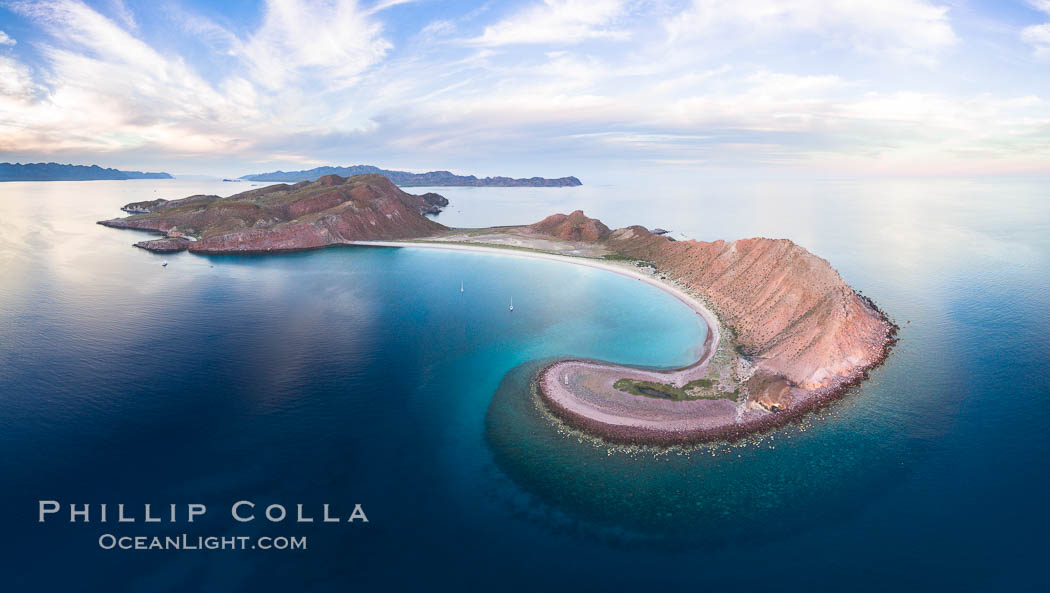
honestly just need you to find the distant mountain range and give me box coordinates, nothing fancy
[239,165,581,187]
[0,162,173,181]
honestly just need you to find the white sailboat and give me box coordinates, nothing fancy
[460,280,464,293]
[509,297,514,312]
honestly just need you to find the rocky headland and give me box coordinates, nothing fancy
[99,174,447,253]
[524,211,897,444]
[101,180,895,444]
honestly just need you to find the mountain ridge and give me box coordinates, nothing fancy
[240,165,581,187]
[0,162,172,181]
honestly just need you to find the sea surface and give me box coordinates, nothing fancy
[0,177,1048,591]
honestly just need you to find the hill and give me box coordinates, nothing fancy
[99,174,446,253]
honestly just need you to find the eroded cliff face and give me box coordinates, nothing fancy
[99,174,446,253]
[530,214,894,393]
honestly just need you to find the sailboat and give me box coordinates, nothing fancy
[460,280,464,293]
[509,297,514,312]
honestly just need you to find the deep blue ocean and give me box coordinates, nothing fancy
[1,177,1048,592]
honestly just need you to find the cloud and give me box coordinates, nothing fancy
[367,0,421,14]
[3,0,237,154]
[1022,24,1050,57]
[666,0,957,64]
[352,54,1049,174]
[0,30,15,46]
[236,0,391,90]
[1,0,391,157]
[0,55,34,98]
[1022,1,1050,57]
[469,0,631,46]
[2,0,1049,177]
[1029,0,1050,12]
[108,0,137,30]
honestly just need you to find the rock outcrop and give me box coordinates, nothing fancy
[99,174,447,253]
[418,192,450,215]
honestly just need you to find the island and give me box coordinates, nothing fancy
[99,174,896,444]
[239,164,582,187]
[0,162,173,181]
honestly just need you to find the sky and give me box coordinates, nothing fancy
[1,0,1050,178]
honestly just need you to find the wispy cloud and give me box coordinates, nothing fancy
[107,0,137,30]
[1,0,391,157]
[469,0,631,46]
[0,54,34,99]
[366,0,422,14]
[1022,0,1050,57]
[666,0,957,65]
[0,30,15,46]
[236,0,391,90]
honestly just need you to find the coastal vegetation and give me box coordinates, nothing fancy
[613,377,740,402]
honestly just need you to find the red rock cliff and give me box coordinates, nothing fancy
[531,214,894,391]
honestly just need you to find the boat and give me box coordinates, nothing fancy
[460,281,464,293]
[161,261,168,267]
[509,297,514,312]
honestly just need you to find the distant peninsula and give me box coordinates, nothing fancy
[0,162,173,182]
[239,164,581,187]
[99,174,896,444]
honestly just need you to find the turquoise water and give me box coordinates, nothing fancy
[1,177,1048,591]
